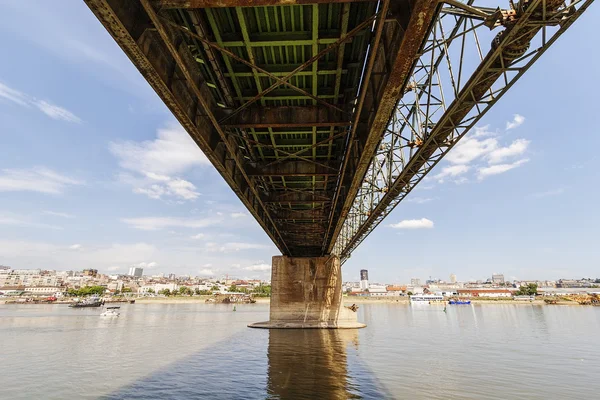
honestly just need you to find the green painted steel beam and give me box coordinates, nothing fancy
[204,8,244,103]
[224,69,347,78]
[218,37,349,48]
[239,94,341,101]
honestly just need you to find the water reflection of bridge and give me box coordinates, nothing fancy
[103,328,390,399]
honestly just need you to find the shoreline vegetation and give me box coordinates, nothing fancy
[1,296,585,306]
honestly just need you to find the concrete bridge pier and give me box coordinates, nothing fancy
[249,256,366,329]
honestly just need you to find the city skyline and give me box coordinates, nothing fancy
[1,2,599,282]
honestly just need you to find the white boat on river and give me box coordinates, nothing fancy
[409,294,444,304]
[100,306,121,317]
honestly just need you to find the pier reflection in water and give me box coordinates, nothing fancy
[267,329,360,399]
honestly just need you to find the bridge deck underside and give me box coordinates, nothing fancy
[86,0,591,260]
[178,2,376,256]
[85,0,430,257]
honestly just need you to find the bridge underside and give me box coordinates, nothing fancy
[85,0,436,257]
[86,0,590,261]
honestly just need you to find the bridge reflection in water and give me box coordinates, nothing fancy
[103,328,387,399]
[267,329,359,398]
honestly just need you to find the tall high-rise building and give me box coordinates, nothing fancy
[450,274,457,283]
[128,267,143,278]
[360,269,369,290]
[411,278,421,286]
[492,273,505,284]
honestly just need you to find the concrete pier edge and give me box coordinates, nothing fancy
[248,255,366,329]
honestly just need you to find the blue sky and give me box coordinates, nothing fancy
[0,1,598,283]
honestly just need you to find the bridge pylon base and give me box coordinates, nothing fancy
[249,255,365,329]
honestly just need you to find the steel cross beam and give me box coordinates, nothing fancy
[332,0,593,261]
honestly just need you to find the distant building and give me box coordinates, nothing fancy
[386,285,406,295]
[492,273,505,284]
[411,278,421,286]
[168,273,176,280]
[367,285,386,296]
[83,269,98,277]
[128,267,143,278]
[457,289,511,298]
[450,274,457,283]
[360,269,369,290]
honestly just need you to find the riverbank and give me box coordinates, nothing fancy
[0,297,583,306]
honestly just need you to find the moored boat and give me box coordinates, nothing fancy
[449,300,471,305]
[69,297,103,308]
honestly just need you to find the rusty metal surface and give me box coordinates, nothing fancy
[220,106,350,129]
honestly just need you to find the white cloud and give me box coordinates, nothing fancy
[405,197,434,204]
[205,242,271,252]
[0,81,29,106]
[0,81,81,123]
[487,139,530,164]
[203,263,213,267]
[477,159,529,180]
[190,233,206,239]
[122,216,221,231]
[197,269,215,276]
[446,136,497,165]
[0,167,83,194]
[389,218,434,229]
[472,125,495,137]
[244,263,271,272]
[34,100,81,123]
[432,165,470,182]
[108,266,121,272]
[506,114,525,130]
[122,173,201,202]
[132,261,157,268]
[69,244,82,250]
[230,212,247,219]
[110,123,208,201]
[43,211,75,219]
[437,117,531,184]
[110,123,209,175]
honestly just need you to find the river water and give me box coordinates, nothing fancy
[1,302,599,399]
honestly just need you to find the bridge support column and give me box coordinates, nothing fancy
[249,255,366,329]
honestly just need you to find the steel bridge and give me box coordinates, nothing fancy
[86,0,592,262]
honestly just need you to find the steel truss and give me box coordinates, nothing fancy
[333,0,593,261]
